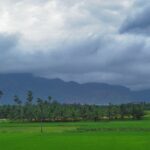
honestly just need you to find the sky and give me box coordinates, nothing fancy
[0,0,150,90]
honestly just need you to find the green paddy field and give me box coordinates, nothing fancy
[1,115,150,150]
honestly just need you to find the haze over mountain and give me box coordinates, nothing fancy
[0,73,149,104]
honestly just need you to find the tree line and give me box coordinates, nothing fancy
[0,90,145,122]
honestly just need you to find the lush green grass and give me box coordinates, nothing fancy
[0,120,150,150]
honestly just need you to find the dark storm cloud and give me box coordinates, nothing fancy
[120,1,150,35]
[0,34,18,52]
[0,33,20,72]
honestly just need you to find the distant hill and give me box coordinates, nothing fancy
[0,73,149,104]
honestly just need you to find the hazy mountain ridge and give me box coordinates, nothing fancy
[0,73,149,104]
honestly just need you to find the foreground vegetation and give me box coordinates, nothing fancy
[0,119,150,150]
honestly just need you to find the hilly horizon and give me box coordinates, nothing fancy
[0,73,149,104]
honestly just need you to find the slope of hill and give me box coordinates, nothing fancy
[0,73,149,104]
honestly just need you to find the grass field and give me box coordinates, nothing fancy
[0,119,150,150]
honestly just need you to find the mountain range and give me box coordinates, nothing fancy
[0,73,149,104]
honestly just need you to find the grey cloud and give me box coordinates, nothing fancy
[25,35,150,90]
[1,32,150,90]
[0,33,20,71]
[120,1,150,35]
[0,34,18,52]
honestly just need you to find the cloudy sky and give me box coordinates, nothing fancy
[0,0,150,90]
